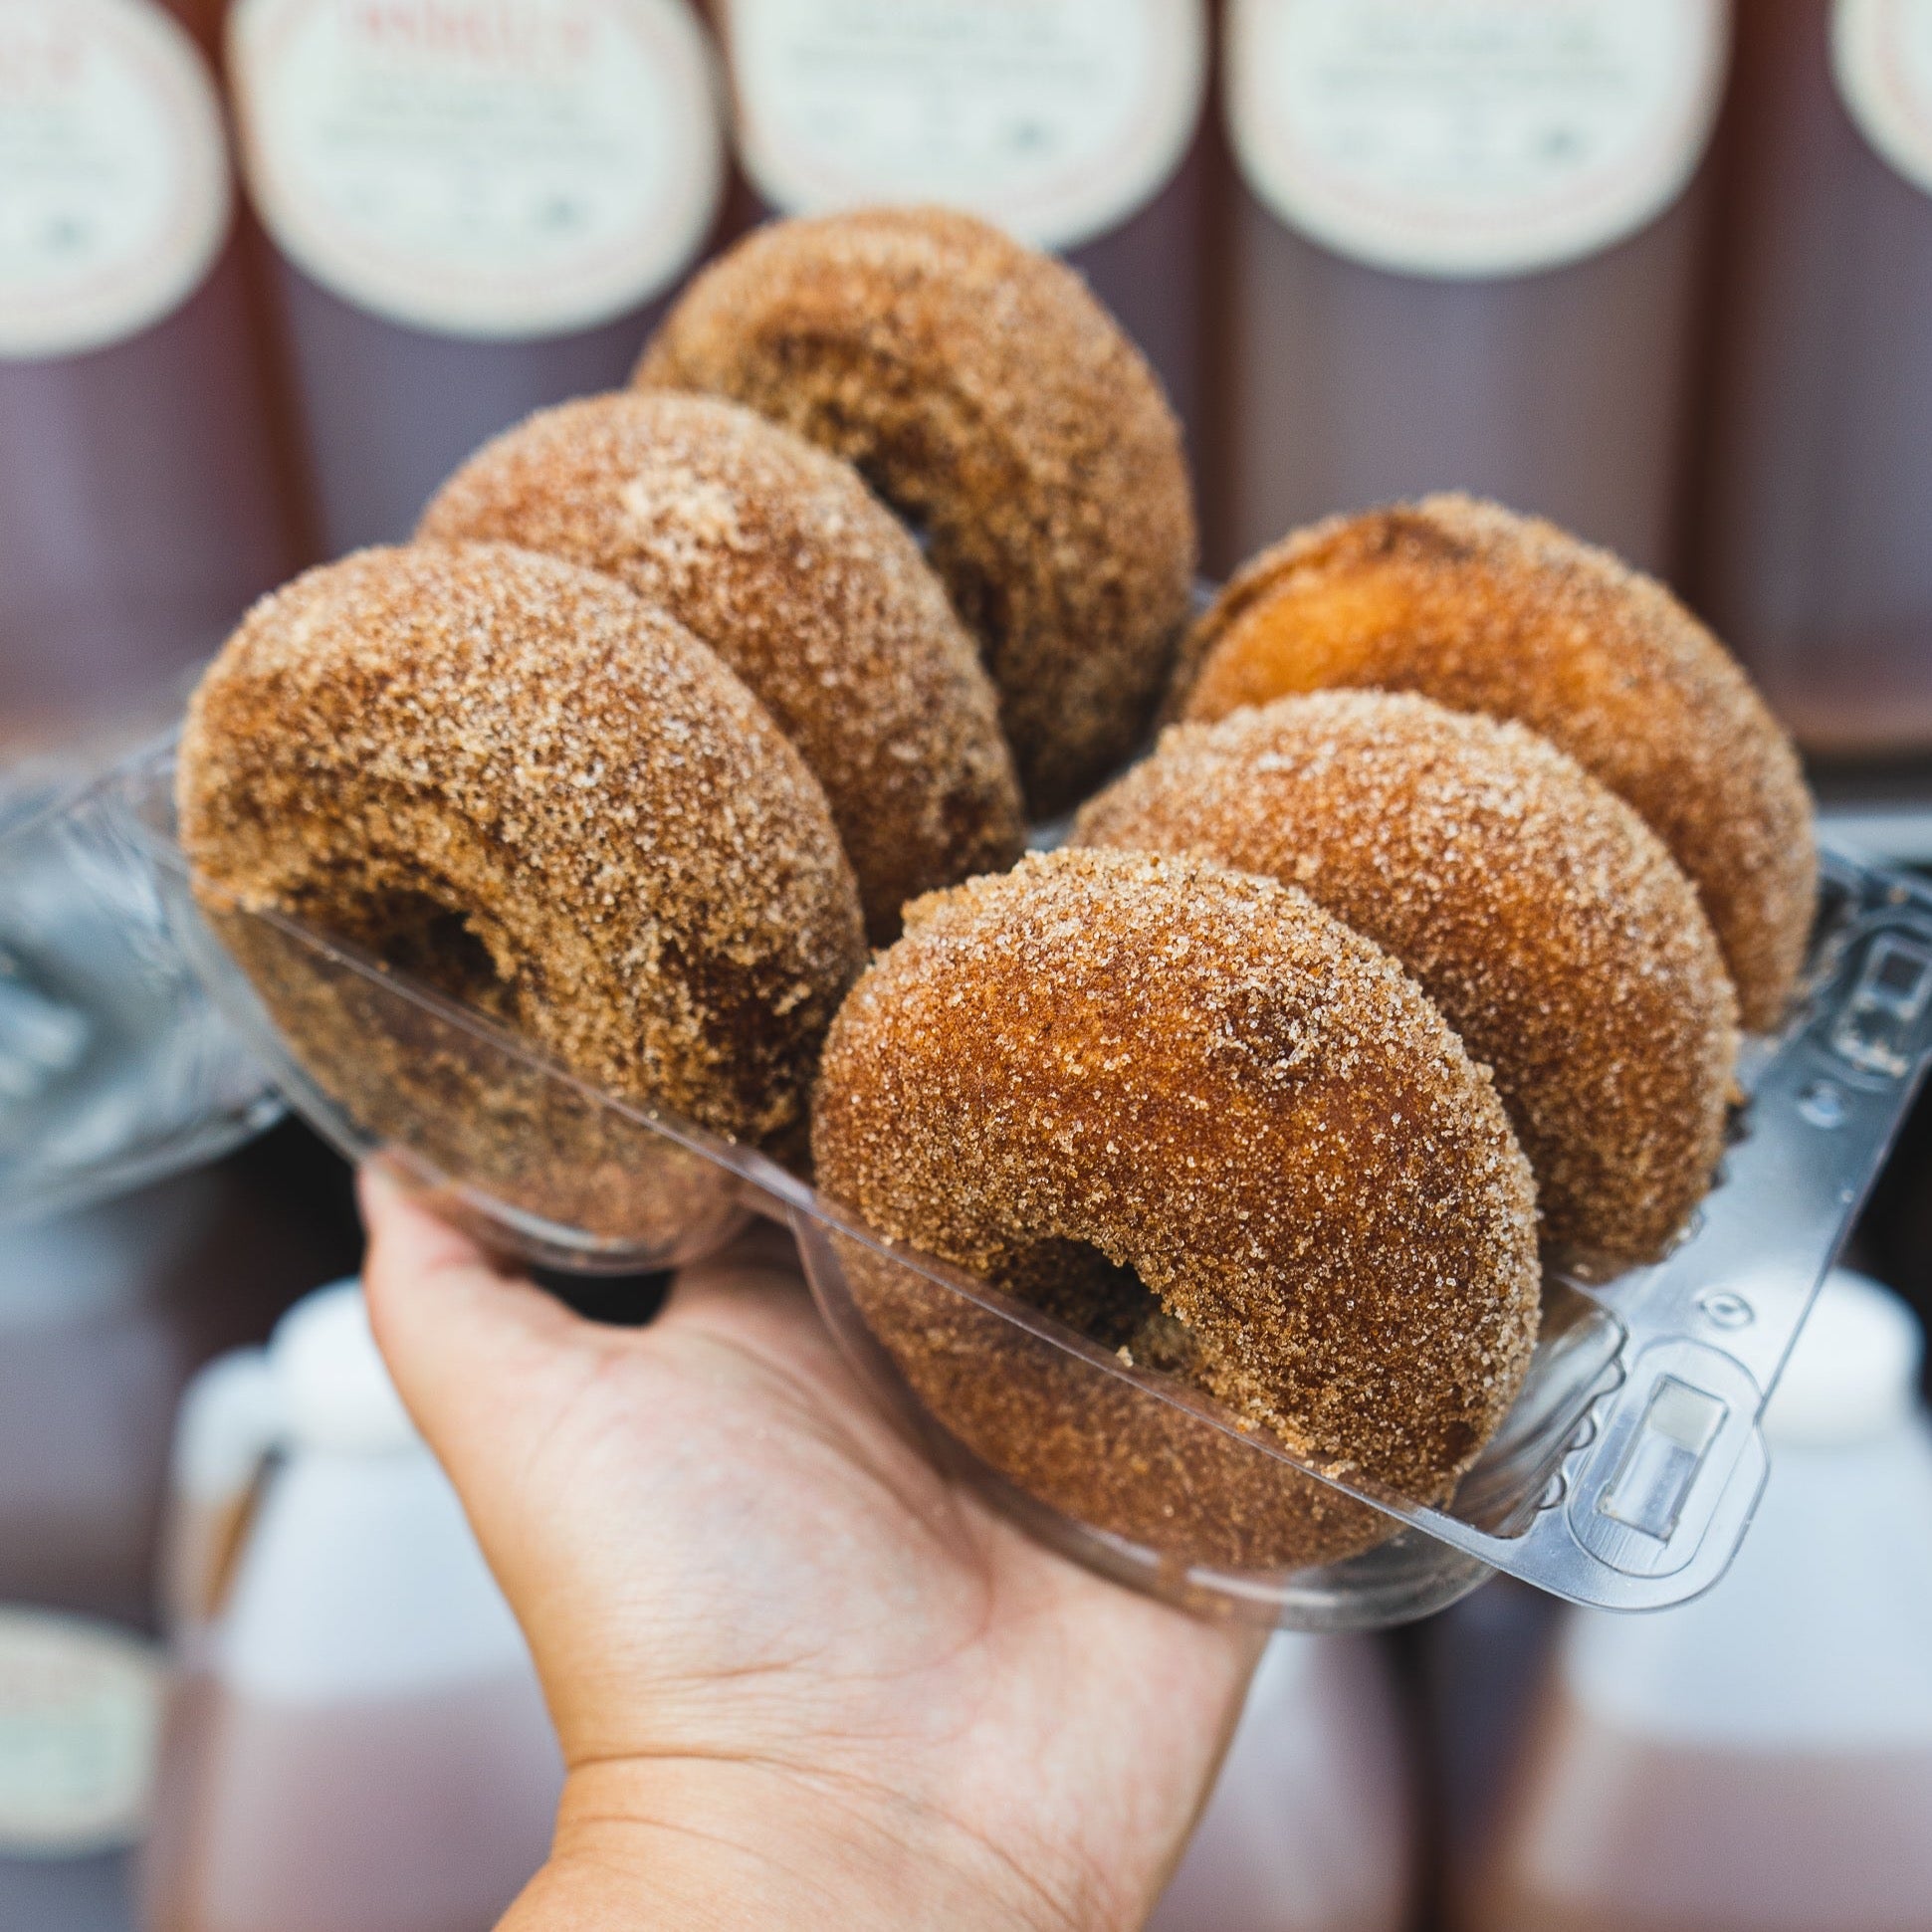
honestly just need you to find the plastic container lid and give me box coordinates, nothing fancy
[267,1281,417,1456]
[1763,1268,1925,1449]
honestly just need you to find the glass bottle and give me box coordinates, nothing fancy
[225,0,730,554]
[0,0,301,753]
[1218,0,1730,578]
[1150,1630,1414,1932]
[142,1282,563,1932]
[718,0,1215,460]
[1693,0,1932,758]
[1465,1269,1932,1932]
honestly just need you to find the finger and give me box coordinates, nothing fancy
[357,1163,589,1481]
[658,1219,846,1364]
[662,1218,807,1314]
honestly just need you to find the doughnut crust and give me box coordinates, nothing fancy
[635,206,1197,816]
[419,391,1024,942]
[1077,692,1740,1261]
[812,849,1540,1567]
[179,543,866,1155]
[1173,496,1816,1031]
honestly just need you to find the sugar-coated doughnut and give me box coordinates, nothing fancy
[1173,496,1816,1031]
[636,206,1197,816]
[812,848,1541,1567]
[1077,692,1740,1261]
[179,542,866,1158]
[419,392,1024,942]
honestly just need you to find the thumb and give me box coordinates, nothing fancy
[357,1162,596,1502]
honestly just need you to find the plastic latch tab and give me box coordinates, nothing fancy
[1567,1341,1763,1580]
[1829,931,1932,1079]
[1597,1378,1728,1541]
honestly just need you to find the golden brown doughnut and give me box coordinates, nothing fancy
[1076,692,1740,1262]
[812,848,1541,1568]
[635,206,1197,816]
[419,391,1024,942]
[179,542,866,1158]
[1172,496,1816,1031]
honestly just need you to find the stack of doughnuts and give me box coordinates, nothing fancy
[809,503,1814,1567]
[419,390,1026,946]
[178,204,1818,1575]
[182,207,1190,1174]
[635,206,1199,817]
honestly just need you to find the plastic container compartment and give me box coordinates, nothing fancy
[0,758,280,1224]
[110,742,1932,1629]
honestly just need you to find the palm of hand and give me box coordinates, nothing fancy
[360,1174,1259,1932]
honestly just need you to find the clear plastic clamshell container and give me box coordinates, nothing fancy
[110,743,1932,1629]
[0,753,280,1222]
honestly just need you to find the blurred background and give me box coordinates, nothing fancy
[2,2,1930,1927]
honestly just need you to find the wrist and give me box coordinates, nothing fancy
[506,1756,1118,1932]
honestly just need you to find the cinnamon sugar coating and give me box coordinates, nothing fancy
[635,206,1197,816]
[179,543,866,1159]
[812,849,1541,1568]
[1077,692,1740,1261]
[1173,496,1817,1031]
[420,391,1024,942]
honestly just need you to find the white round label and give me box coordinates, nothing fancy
[228,0,727,340]
[0,1609,161,1855]
[0,0,233,361]
[1835,0,1932,200]
[1226,0,1730,280]
[726,0,1208,252]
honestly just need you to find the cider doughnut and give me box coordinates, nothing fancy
[1076,692,1740,1262]
[179,543,866,1157]
[419,391,1024,942]
[812,849,1541,1566]
[635,206,1197,816]
[1172,496,1816,1030]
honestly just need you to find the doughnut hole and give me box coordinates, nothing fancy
[814,848,1542,1573]
[344,889,519,1025]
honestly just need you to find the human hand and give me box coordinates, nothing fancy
[358,1166,1262,1932]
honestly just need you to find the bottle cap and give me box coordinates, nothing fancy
[169,1347,279,1498]
[1764,1268,1925,1448]
[268,1281,418,1455]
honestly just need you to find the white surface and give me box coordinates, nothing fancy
[1834,0,1932,201]
[269,1281,416,1457]
[728,0,1207,251]
[1764,1268,1925,1447]
[229,0,726,338]
[219,1449,531,1702]
[1564,1276,1932,1749]
[1225,0,1729,278]
[0,0,232,359]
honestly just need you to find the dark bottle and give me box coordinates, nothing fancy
[225,0,730,554]
[719,0,1215,458]
[1695,0,1932,759]
[0,0,301,751]
[1219,0,1729,578]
